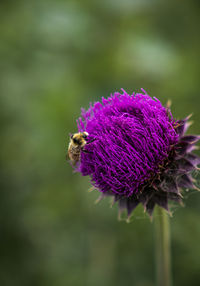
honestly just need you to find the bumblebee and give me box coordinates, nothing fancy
[67,131,91,164]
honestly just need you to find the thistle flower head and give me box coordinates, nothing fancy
[75,89,200,219]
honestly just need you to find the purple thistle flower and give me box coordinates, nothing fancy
[74,89,200,219]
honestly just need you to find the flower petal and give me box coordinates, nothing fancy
[127,198,139,217]
[186,153,200,166]
[177,174,195,189]
[176,158,196,172]
[175,115,192,137]
[181,135,200,144]
[160,177,179,193]
[167,192,182,204]
[146,199,156,217]
[175,141,191,156]
[153,192,169,211]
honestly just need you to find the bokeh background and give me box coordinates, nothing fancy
[1,0,200,285]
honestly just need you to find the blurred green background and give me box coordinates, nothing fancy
[0,0,200,285]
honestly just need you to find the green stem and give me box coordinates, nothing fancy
[154,206,172,286]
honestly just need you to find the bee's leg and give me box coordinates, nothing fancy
[81,149,92,154]
[86,138,96,144]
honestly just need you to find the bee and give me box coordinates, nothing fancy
[67,131,94,164]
